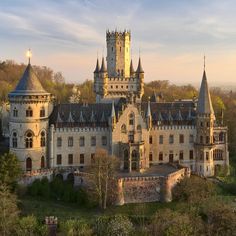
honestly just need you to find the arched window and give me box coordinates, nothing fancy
[40,107,45,117]
[26,157,32,171]
[41,156,45,169]
[13,107,18,117]
[40,131,46,147]
[26,107,33,117]
[121,124,127,133]
[129,113,134,125]
[131,150,138,161]
[137,125,141,132]
[25,131,33,148]
[12,132,17,148]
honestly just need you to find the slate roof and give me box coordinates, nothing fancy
[197,70,214,115]
[9,63,49,95]
[136,57,144,73]
[50,103,119,127]
[141,100,196,125]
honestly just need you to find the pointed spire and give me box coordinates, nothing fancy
[100,111,106,122]
[168,110,173,121]
[197,67,214,115]
[111,101,116,118]
[130,59,135,76]
[136,57,144,73]
[146,100,151,117]
[94,58,100,73]
[158,111,163,121]
[100,57,107,73]
[56,110,63,123]
[79,110,85,123]
[176,110,183,121]
[67,110,74,123]
[26,49,32,65]
[187,107,192,120]
[90,110,96,122]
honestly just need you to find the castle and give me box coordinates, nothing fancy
[8,30,229,183]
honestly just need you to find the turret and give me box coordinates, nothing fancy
[195,61,215,177]
[130,59,135,77]
[93,58,100,93]
[136,57,144,100]
[111,101,116,130]
[8,50,53,171]
[146,100,152,130]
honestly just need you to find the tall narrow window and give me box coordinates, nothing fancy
[149,153,153,162]
[179,150,184,160]
[149,136,153,144]
[80,154,85,164]
[189,150,194,160]
[25,132,33,148]
[159,135,164,144]
[57,137,62,147]
[129,113,134,125]
[12,132,17,148]
[169,135,174,144]
[179,134,184,144]
[68,154,73,165]
[159,152,163,161]
[26,157,32,171]
[68,137,73,147]
[57,154,62,165]
[26,107,33,117]
[91,136,96,146]
[40,131,46,147]
[13,108,18,117]
[41,156,45,169]
[40,107,45,117]
[80,137,85,147]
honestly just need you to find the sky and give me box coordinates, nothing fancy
[1,0,236,87]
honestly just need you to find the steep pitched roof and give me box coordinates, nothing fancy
[130,59,135,75]
[10,63,49,95]
[136,57,144,73]
[94,58,100,73]
[100,57,107,73]
[197,70,214,115]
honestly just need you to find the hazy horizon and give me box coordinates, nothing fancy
[1,0,236,87]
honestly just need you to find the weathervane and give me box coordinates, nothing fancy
[26,49,32,64]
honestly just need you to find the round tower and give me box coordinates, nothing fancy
[8,55,53,171]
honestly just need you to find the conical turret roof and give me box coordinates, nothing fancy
[10,63,49,95]
[94,58,100,73]
[130,59,135,75]
[100,57,107,73]
[197,70,214,115]
[136,57,144,73]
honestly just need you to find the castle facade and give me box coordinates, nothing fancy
[9,30,229,178]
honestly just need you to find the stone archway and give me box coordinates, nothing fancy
[55,173,63,180]
[67,173,74,184]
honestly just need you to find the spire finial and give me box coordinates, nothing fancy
[204,55,206,71]
[26,49,32,64]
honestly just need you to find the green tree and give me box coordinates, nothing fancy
[60,219,93,236]
[0,152,21,188]
[0,184,19,236]
[17,215,48,236]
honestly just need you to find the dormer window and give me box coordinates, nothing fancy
[13,107,18,117]
[40,107,45,117]
[26,107,33,117]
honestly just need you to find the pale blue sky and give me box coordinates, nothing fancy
[1,0,236,86]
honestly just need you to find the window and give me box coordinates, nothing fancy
[13,108,18,117]
[206,136,209,144]
[200,136,203,144]
[179,134,184,144]
[26,157,32,171]
[159,152,163,161]
[149,153,153,162]
[189,135,194,143]
[111,46,113,52]
[80,137,85,146]
[159,135,163,144]
[169,151,174,163]
[219,132,224,142]
[91,153,95,164]
[68,137,73,147]
[57,137,62,147]
[41,156,45,169]
[40,131,46,147]
[169,135,174,144]
[137,125,141,132]
[200,122,203,127]
[57,154,62,165]
[68,154,73,165]
[102,136,107,146]
[213,149,223,160]
[25,132,33,148]
[91,136,96,146]
[128,134,134,143]
[189,150,194,160]
[179,150,184,160]
[40,107,45,117]
[121,124,127,133]
[12,132,17,148]
[149,136,153,144]
[206,152,209,161]
[129,113,134,125]
[26,107,33,117]
[80,154,85,164]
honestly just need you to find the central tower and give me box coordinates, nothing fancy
[106,30,131,78]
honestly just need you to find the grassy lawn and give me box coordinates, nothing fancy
[19,197,177,221]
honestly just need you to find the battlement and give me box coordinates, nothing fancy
[106,29,131,41]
